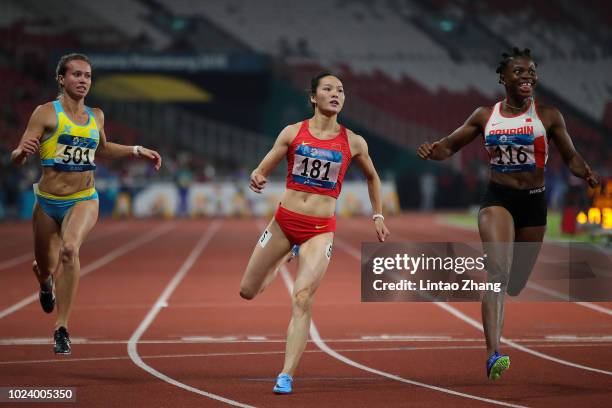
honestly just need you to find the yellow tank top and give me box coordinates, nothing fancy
[40,100,100,172]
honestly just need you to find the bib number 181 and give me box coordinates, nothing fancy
[300,158,331,180]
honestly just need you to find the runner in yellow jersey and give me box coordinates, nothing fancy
[10,53,162,354]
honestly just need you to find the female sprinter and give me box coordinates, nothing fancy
[239,72,390,394]
[10,53,161,354]
[417,48,599,380]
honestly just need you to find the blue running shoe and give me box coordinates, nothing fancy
[273,373,293,394]
[487,351,510,380]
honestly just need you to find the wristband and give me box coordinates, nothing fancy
[132,145,142,157]
[372,213,384,221]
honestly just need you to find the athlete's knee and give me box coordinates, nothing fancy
[60,242,79,264]
[485,258,509,289]
[291,288,313,314]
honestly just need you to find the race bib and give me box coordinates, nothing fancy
[54,134,97,172]
[485,133,544,173]
[291,144,342,189]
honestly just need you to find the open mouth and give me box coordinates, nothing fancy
[519,81,533,92]
[330,100,339,107]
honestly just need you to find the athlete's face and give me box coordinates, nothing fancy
[501,57,537,98]
[311,76,345,115]
[59,60,92,99]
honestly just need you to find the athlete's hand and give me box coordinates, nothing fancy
[138,147,162,170]
[584,165,600,188]
[375,219,390,242]
[417,141,440,160]
[250,170,267,193]
[21,138,40,155]
[11,138,39,165]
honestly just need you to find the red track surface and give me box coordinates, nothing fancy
[0,215,611,407]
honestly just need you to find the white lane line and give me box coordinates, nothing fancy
[397,230,612,316]
[127,220,256,408]
[0,223,175,320]
[435,302,612,376]
[277,266,526,407]
[4,342,612,366]
[526,282,612,316]
[0,253,33,271]
[0,224,129,271]
[335,235,612,378]
[2,335,612,346]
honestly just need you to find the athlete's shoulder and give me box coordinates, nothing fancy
[467,106,494,128]
[346,127,364,143]
[346,128,367,154]
[30,101,57,128]
[474,105,494,119]
[533,101,563,126]
[35,101,57,116]
[277,121,303,144]
[533,101,559,117]
[90,107,105,123]
[285,121,303,134]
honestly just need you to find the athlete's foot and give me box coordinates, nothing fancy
[53,327,71,355]
[273,373,293,394]
[486,351,510,380]
[33,262,55,313]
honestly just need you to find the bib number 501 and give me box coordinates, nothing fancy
[62,145,91,165]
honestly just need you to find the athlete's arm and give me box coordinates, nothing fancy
[417,107,489,161]
[10,104,54,166]
[545,106,599,187]
[249,124,295,193]
[94,108,161,170]
[351,133,390,242]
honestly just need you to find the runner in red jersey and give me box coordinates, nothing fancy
[417,48,599,380]
[239,72,390,394]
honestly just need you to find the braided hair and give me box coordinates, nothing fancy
[496,47,536,84]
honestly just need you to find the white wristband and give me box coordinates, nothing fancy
[132,145,142,157]
[372,213,384,221]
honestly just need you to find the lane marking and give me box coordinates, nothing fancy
[127,220,255,408]
[0,224,128,271]
[0,223,175,320]
[270,240,526,407]
[335,235,612,378]
[4,342,611,366]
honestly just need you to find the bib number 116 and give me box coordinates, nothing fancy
[495,145,527,165]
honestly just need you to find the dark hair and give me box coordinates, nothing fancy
[55,53,92,95]
[495,47,537,84]
[309,71,342,109]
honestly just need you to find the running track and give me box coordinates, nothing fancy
[0,215,610,407]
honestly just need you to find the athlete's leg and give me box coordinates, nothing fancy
[32,203,62,310]
[478,206,514,357]
[507,226,546,296]
[54,200,98,330]
[280,232,333,376]
[239,219,291,300]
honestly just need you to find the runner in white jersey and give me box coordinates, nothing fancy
[417,48,599,381]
